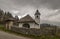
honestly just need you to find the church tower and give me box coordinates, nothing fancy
[34,10,41,28]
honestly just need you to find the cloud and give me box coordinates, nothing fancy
[10,0,60,9]
[48,14,60,22]
[39,0,60,9]
[0,0,60,23]
[10,6,36,17]
[1,0,60,10]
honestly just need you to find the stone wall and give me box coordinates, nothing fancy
[40,26,57,35]
[11,26,57,36]
[11,26,40,36]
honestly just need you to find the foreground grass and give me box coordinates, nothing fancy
[0,24,60,39]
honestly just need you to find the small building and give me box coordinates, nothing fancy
[5,18,14,30]
[18,10,41,29]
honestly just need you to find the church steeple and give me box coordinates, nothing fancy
[34,9,41,24]
[34,9,41,29]
[35,9,41,15]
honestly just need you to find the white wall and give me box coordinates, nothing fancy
[29,23,35,28]
[29,23,40,29]
[19,22,40,29]
[9,21,14,30]
[34,24,40,29]
[19,23,23,28]
[35,15,40,24]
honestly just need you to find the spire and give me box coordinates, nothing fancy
[35,9,41,15]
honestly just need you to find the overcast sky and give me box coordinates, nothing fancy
[0,0,60,23]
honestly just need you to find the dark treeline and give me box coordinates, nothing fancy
[40,23,57,27]
[0,9,19,24]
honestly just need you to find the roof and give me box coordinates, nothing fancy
[19,15,36,23]
[35,10,41,15]
[5,18,15,22]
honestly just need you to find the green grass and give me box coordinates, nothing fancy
[0,24,4,30]
[0,24,60,39]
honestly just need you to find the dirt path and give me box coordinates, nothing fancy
[0,31,31,39]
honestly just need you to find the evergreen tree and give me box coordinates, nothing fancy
[0,9,4,17]
[6,12,13,18]
[14,15,19,26]
[4,12,13,19]
[0,9,4,24]
[15,15,19,21]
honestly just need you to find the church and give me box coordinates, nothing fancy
[5,10,41,30]
[18,10,41,29]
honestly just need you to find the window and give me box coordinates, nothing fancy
[36,15,39,19]
[23,23,30,28]
[37,15,38,18]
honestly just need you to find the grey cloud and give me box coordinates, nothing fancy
[11,0,39,8]
[0,0,60,10]
[11,0,60,9]
[0,0,60,17]
[40,0,60,9]
[47,10,60,17]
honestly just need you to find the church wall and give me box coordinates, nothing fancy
[34,24,40,29]
[35,15,40,24]
[29,23,35,28]
[19,23,35,28]
[28,22,40,29]
[19,23,23,28]
[19,22,40,29]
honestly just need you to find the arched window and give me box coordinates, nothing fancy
[23,23,30,28]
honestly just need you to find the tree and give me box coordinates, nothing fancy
[15,15,19,21]
[6,12,13,18]
[0,9,4,23]
[0,9,4,17]
[4,12,13,20]
[13,15,19,26]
